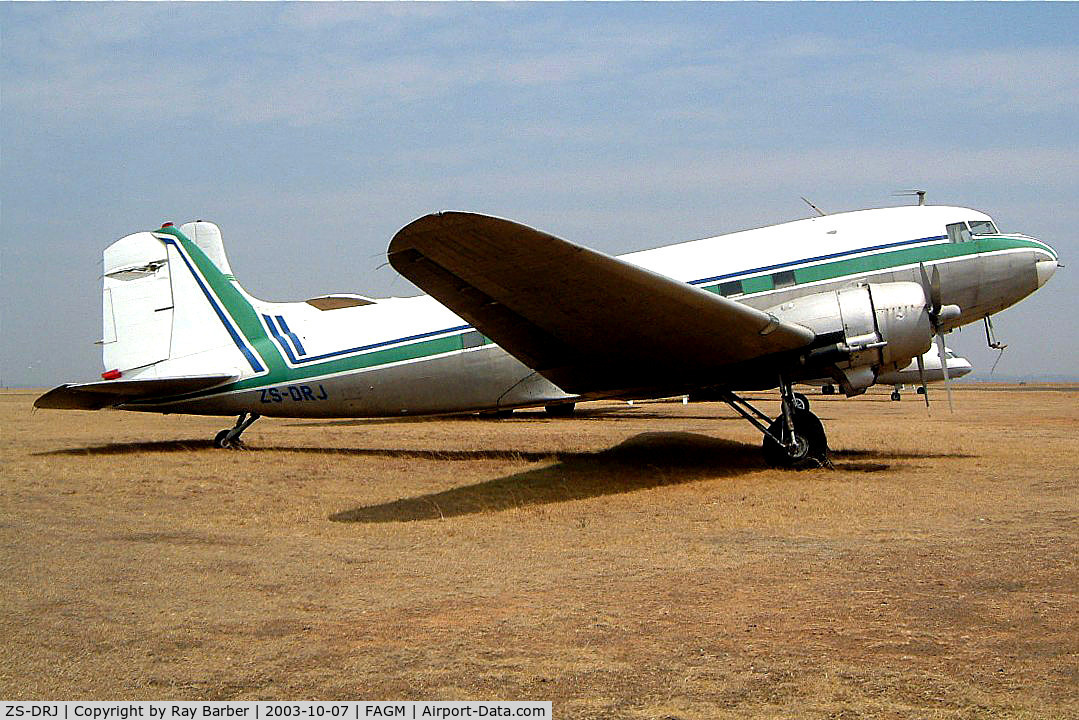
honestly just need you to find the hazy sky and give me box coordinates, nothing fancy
[3,3,1076,386]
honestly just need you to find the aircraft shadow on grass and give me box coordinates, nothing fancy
[326,432,971,523]
[329,431,766,523]
[34,433,973,524]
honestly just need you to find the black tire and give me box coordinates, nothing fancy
[821,384,836,395]
[792,392,810,412]
[544,402,576,418]
[891,391,902,401]
[762,409,828,469]
[916,386,926,395]
[214,429,232,449]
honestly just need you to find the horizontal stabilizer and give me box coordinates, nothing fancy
[34,374,236,410]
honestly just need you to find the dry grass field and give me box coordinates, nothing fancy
[1,385,1076,718]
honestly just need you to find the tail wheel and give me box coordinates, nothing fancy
[213,412,259,449]
[762,408,828,469]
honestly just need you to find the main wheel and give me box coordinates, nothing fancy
[821,384,836,395]
[792,392,810,411]
[762,408,828,469]
[544,402,576,418]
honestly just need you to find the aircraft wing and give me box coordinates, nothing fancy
[34,374,237,411]
[389,212,815,395]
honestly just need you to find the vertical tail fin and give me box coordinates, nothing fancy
[179,221,234,276]
[101,223,258,379]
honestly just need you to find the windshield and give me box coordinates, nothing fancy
[968,219,998,235]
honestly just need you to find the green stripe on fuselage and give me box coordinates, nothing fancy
[704,236,1049,294]
[155,226,288,379]
[148,228,479,401]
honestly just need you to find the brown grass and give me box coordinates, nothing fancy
[1,385,1076,718]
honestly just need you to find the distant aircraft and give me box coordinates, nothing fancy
[811,346,973,402]
[36,204,1058,467]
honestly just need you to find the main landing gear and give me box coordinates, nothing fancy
[213,412,260,449]
[890,385,926,401]
[721,378,830,469]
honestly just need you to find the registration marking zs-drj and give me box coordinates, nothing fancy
[258,384,328,403]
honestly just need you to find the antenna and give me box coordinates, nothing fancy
[894,189,927,206]
[801,196,826,216]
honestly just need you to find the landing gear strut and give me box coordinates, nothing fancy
[721,378,830,469]
[214,412,260,449]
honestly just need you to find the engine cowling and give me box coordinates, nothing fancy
[768,282,933,395]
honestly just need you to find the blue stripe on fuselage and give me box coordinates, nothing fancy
[687,234,946,286]
[276,315,306,356]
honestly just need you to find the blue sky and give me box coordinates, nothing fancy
[3,3,1077,386]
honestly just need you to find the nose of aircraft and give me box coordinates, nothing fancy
[1036,258,1058,288]
[1033,238,1060,289]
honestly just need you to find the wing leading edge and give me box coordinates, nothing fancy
[389,212,815,396]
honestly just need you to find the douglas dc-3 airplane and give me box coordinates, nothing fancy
[36,203,1059,467]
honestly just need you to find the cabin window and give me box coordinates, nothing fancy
[773,270,797,289]
[719,280,743,297]
[946,222,972,243]
[968,219,998,235]
[461,330,486,349]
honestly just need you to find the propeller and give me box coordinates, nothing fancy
[919,262,956,412]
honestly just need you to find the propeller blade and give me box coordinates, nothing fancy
[935,332,954,413]
[919,259,936,315]
[918,262,942,319]
[916,352,930,411]
[931,265,943,316]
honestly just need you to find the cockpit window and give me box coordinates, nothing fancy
[968,219,998,235]
[946,222,972,243]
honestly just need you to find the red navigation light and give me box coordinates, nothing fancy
[101,369,122,380]
[160,222,174,228]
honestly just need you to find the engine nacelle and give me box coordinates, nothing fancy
[768,282,933,395]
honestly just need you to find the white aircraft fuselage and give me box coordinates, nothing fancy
[36,203,1058,464]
